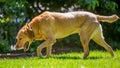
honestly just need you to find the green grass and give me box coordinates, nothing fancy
[0,50,120,68]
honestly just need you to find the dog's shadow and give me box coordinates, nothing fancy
[45,56,104,60]
[87,56,105,60]
[52,56,81,60]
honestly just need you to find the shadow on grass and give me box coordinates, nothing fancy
[51,56,81,60]
[51,55,111,60]
[51,56,107,60]
[38,55,107,60]
[87,56,104,60]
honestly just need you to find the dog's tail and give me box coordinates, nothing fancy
[96,14,119,23]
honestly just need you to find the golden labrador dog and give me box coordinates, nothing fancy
[14,11,119,59]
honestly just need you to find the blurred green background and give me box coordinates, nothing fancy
[0,0,120,53]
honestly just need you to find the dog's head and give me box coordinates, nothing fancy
[14,23,34,52]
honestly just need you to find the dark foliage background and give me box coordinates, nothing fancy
[0,0,120,53]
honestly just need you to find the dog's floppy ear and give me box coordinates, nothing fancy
[26,29,34,38]
[26,23,32,30]
[23,23,34,38]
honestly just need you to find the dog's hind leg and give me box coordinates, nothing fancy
[79,22,99,59]
[92,25,114,57]
[79,32,90,59]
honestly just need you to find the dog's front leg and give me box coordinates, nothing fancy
[37,31,56,57]
[37,40,48,57]
[37,39,56,57]
[46,45,52,57]
[46,39,56,57]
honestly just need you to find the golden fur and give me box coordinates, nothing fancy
[15,11,119,59]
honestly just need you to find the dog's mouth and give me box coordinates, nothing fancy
[24,41,29,52]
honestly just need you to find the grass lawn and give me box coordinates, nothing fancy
[0,50,120,68]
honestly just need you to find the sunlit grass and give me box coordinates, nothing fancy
[0,50,120,68]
